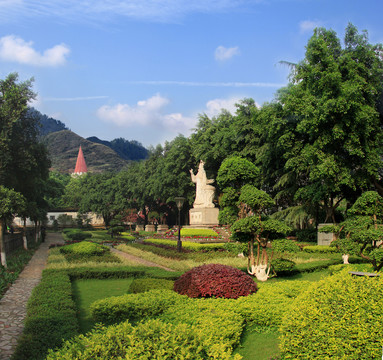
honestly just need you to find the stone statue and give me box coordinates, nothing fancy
[190,160,216,208]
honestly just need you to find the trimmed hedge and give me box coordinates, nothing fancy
[143,238,225,251]
[11,270,79,360]
[46,318,241,360]
[60,241,107,256]
[129,278,174,293]
[64,229,92,241]
[303,245,339,253]
[272,239,301,253]
[174,264,257,299]
[90,289,184,324]
[180,228,219,237]
[280,270,383,359]
[271,258,296,275]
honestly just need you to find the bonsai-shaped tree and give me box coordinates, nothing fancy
[320,191,383,270]
[217,156,259,226]
[0,186,25,268]
[231,184,291,281]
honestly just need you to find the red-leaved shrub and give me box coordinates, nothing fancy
[173,264,257,299]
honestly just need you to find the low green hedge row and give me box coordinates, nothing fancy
[280,270,383,359]
[66,266,182,280]
[12,270,79,360]
[303,245,339,253]
[272,239,301,253]
[63,229,92,241]
[12,266,182,360]
[143,238,225,251]
[60,241,108,256]
[46,318,241,360]
[129,278,174,293]
[180,228,219,237]
[91,289,184,324]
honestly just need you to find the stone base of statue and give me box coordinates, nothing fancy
[189,208,219,226]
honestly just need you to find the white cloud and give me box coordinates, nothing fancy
[299,20,322,33]
[97,93,196,136]
[97,93,169,127]
[0,35,70,66]
[204,97,240,117]
[215,45,240,61]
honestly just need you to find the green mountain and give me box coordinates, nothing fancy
[87,136,148,161]
[43,130,129,173]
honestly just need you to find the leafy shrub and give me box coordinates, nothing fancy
[271,258,296,275]
[303,245,339,253]
[235,280,310,329]
[46,319,240,360]
[223,242,247,255]
[60,241,107,256]
[173,264,257,299]
[160,297,245,353]
[90,289,183,324]
[12,270,78,360]
[327,263,375,275]
[280,270,383,359]
[65,229,92,241]
[272,239,301,253]
[129,278,174,293]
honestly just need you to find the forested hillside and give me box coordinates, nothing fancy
[43,130,129,173]
[87,136,148,161]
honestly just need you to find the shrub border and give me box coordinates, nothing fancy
[12,266,182,360]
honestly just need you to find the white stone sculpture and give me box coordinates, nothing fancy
[189,160,216,208]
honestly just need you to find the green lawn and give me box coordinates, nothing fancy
[234,326,280,360]
[72,278,134,333]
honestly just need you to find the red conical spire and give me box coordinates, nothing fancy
[73,146,88,175]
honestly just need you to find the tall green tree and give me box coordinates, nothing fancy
[0,186,25,267]
[265,25,383,223]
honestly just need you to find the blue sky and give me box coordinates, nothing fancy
[0,0,382,147]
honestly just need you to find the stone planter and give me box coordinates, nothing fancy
[157,224,169,234]
[136,225,145,232]
[145,224,156,232]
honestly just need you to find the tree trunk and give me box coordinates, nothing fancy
[23,218,28,250]
[0,221,7,268]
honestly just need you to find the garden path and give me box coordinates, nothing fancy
[110,247,175,272]
[0,232,64,360]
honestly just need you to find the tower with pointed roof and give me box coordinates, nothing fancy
[72,146,88,176]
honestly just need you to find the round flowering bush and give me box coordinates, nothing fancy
[174,264,257,299]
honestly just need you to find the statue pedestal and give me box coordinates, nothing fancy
[189,208,219,226]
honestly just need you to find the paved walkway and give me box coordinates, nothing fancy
[0,233,64,360]
[111,247,175,272]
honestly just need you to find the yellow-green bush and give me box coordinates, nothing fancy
[90,289,184,324]
[143,238,225,251]
[46,319,241,360]
[303,245,339,253]
[279,270,383,359]
[180,228,219,237]
[143,239,225,251]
